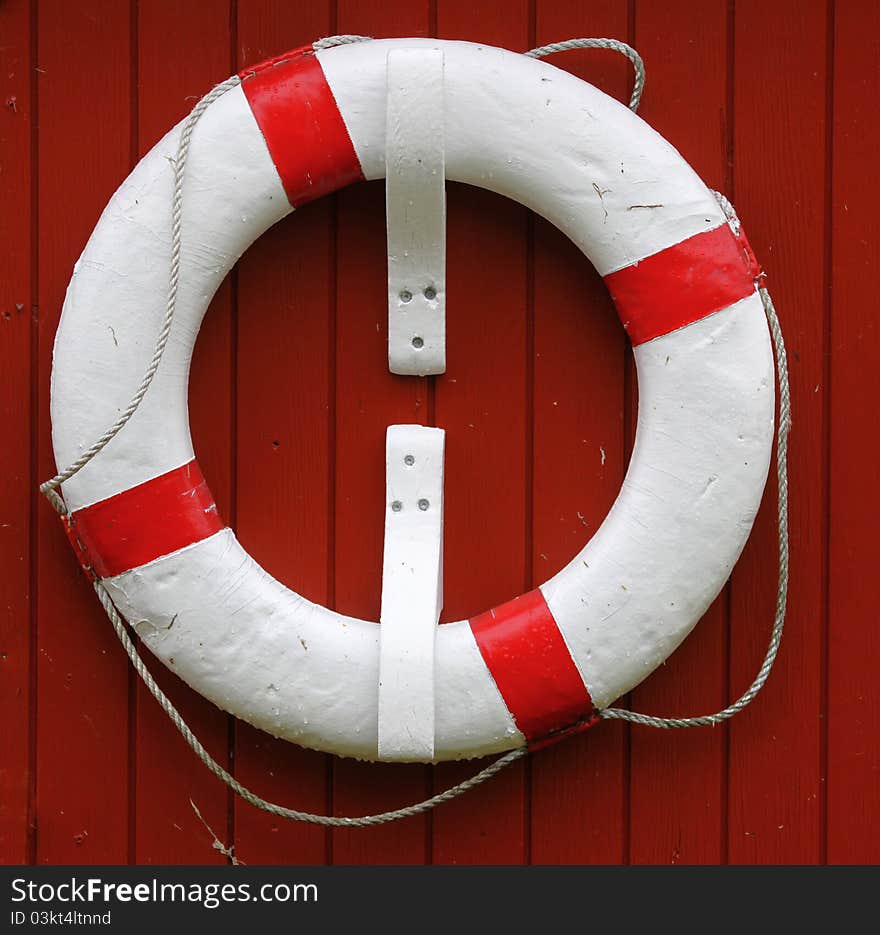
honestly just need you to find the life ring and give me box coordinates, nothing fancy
[50,38,774,762]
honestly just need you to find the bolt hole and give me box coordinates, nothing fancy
[391,500,403,513]
[412,336,424,349]
[404,454,415,466]
[424,286,437,301]
[418,499,430,511]
[399,289,412,303]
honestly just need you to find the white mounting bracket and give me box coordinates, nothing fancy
[385,48,447,376]
[377,424,445,761]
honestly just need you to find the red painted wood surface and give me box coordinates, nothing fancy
[35,0,132,865]
[0,0,34,867]
[827,0,880,864]
[727,0,828,864]
[3,0,878,866]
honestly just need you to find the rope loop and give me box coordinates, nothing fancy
[525,37,646,111]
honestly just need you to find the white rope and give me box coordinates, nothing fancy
[525,38,646,111]
[39,37,789,827]
[313,35,372,50]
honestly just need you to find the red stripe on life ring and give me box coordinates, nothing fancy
[66,461,223,580]
[240,49,365,208]
[470,589,594,742]
[605,222,762,346]
[238,45,315,79]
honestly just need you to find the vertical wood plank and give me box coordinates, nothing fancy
[234,0,335,865]
[727,0,828,864]
[330,0,433,865]
[0,0,34,866]
[133,0,233,865]
[430,0,531,866]
[827,0,880,864]
[627,0,730,865]
[35,0,132,864]
[529,0,630,866]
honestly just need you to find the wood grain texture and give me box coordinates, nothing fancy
[6,0,879,866]
[34,0,133,864]
[827,0,880,865]
[627,0,730,866]
[529,0,630,866]
[727,0,828,864]
[0,0,34,866]
[233,0,335,866]
[132,0,233,866]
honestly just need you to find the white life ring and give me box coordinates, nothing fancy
[50,38,774,762]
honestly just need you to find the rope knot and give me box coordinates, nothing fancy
[735,225,764,284]
[60,513,97,583]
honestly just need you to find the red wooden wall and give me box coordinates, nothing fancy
[2,0,878,866]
